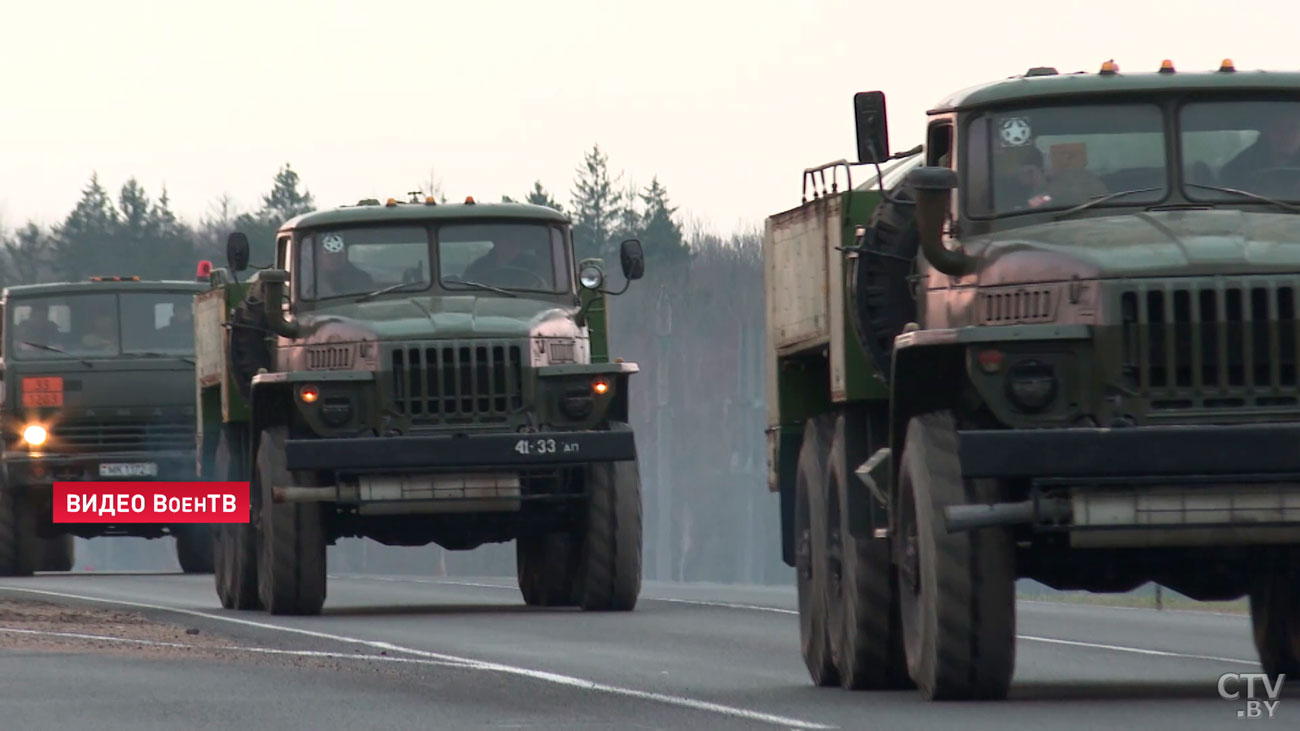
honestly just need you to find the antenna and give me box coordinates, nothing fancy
[407,189,423,203]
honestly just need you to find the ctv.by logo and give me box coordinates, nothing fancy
[1218,673,1285,720]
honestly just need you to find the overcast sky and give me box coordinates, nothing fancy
[1,0,1293,236]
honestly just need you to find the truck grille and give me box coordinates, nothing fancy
[390,340,524,424]
[1120,278,1300,410]
[50,417,195,453]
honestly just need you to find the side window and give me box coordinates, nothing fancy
[276,235,289,269]
[928,121,954,168]
[551,227,571,290]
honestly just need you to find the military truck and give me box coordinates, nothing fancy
[0,276,213,576]
[195,195,646,616]
[764,60,1300,700]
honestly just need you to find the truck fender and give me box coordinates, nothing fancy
[886,339,967,541]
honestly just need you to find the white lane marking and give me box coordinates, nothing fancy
[0,586,835,730]
[1017,635,1258,666]
[330,575,1264,666]
[0,626,473,667]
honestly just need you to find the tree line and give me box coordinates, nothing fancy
[0,144,699,287]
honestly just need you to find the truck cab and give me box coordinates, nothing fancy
[0,276,211,576]
[198,196,647,615]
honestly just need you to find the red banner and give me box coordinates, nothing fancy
[52,482,251,523]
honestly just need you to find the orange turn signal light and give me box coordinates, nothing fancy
[299,385,319,403]
[592,379,609,395]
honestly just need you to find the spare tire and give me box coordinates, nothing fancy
[848,182,920,383]
[228,295,272,403]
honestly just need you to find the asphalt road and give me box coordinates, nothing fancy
[0,571,1294,730]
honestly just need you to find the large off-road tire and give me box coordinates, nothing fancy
[37,534,75,573]
[574,422,642,611]
[214,427,260,610]
[517,532,579,607]
[175,525,215,574]
[0,489,39,577]
[1249,552,1300,677]
[826,414,911,690]
[795,416,840,687]
[897,411,1016,700]
[255,426,327,616]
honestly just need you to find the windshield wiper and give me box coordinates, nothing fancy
[1053,187,1164,221]
[354,281,427,303]
[21,341,94,367]
[445,280,518,297]
[1184,183,1300,213]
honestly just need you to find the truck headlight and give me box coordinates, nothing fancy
[1004,359,1056,412]
[22,424,48,447]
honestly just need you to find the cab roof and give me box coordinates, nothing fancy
[931,66,1300,114]
[2,279,208,300]
[279,200,570,232]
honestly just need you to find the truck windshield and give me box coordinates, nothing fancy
[299,225,433,301]
[965,103,1168,217]
[7,292,195,360]
[1180,98,1300,203]
[438,222,570,294]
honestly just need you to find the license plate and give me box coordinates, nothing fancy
[99,462,158,478]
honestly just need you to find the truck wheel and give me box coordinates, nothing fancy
[1249,554,1300,676]
[255,426,327,616]
[896,411,1015,700]
[826,415,910,690]
[214,428,260,610]
[0,490,38,577]
[516,533,579,607]
[795,416,840,687]
[37,534,75,572]
[575,422,642,611]
[175,526,215,574]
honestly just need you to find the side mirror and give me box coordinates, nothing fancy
[853,91,890,164]
[226,232,251,273]
[619,239,645,281]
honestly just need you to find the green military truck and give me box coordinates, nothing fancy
[195,195,646,616]
[0,276,213,576]
[765,60,1300,700]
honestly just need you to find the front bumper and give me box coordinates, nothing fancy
[283,429,637,472]
[957,422,1300,480]
[2,451,196,488]
[947,423,1300,545]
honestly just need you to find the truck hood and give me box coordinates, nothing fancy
[294,295,584,342]
[970,209,1300,286]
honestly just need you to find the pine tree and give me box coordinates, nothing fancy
[51,173,120,280]
[262,163,315,222]
[639,176,689,264]
[525,181,564,213]
[569,144,621,262]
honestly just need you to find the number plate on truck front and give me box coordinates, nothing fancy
[513,438,580,455]
[99,463,158,477]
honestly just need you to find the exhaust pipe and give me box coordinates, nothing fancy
[944,497,1071,533]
